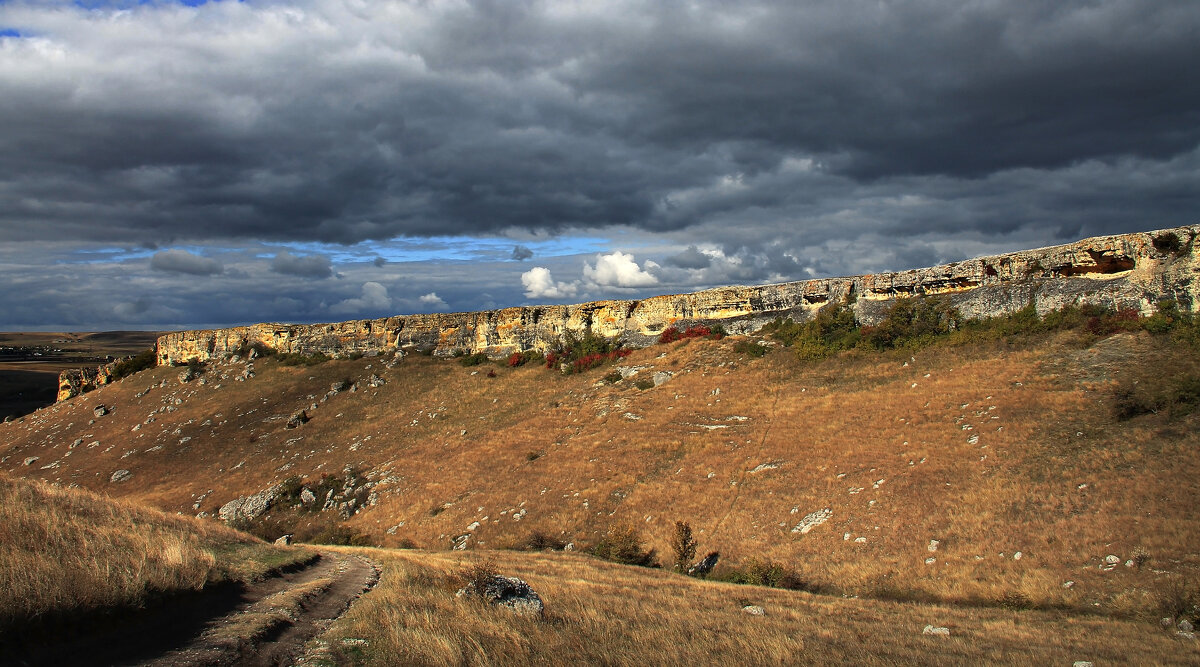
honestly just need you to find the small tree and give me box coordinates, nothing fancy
[671,521,698,574]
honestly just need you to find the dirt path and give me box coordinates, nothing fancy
[140,550,380,667]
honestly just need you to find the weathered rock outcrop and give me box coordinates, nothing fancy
[155,225,1199,365]
[57,361,121,402]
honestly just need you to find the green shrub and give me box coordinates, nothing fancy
[1153,232,1185,255]
[591,524,658,567]
[544,331,630,373]
[459,352,490,367]
[634,378,655,390]
[717,559,806,590]
[110,348,156,380]
[277,351,331,366]
[670,521,698,574]
[515,531,567,551]
[1113,373,1200,420]
[307,524,372,546]
[733,340,768,358]
[861,297,957,350]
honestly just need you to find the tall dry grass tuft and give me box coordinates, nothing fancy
[0,475,266,627]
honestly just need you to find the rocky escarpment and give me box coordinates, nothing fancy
[57,361,122,403]
[150,226,1198,367]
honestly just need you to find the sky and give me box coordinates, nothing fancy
[1,0,1198,331]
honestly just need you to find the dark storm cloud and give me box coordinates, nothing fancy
[0,0,1196,249]
[270,251,333,279]
[150,249,223,276]
[1,0,1198,329]
[665,245,711,270]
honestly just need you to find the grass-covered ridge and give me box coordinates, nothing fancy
[0,475,304,629]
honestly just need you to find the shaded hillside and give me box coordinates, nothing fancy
[4,312,1199,617]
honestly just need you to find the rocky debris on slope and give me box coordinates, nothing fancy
[93,405,107,417]
[688,551,720,577]
[219,484,283,524]
[742,605,766,616]
[791,508,832,534]
[110,469,132,483]
[367,374,385,388]
[275,534,293,546]
[286,410,309,429]
[923,625,951,637]
[652,370,674,387]
[457,575,544,616]
[178,367,197,384]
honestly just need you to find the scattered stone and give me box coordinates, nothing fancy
[1181,619,1195,633]
[178,368,196,384]
[1063,581,1075,589]
[928,539,940,552]
[1100,554,1120,572]
[275,534,293,546]
[1013,551,1023,561]
[742,605,766,616]
[854,537,867,544]
[791,508,832,534]
[93,405,108,417]
[925,557,936,565]
[23,456,39,466]
[300,488,317,504]
[457,575,544,616]
[286,410,309,429]
[750,461,781,474]
[1073,662,1094,667]
[652,371,674,387]
[110,469,132,483]
[922,625,950,637]
[367,374,386,388]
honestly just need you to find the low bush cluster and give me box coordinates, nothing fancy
[544,331,631,374]
[715,559,807,591]
[110,348,156,380]
[507,350,544,367]
[658,324,726,344]
[458,352,490,367]
[763,297,1200,361]
[1113,373,1200,421]
[590,524,658,567]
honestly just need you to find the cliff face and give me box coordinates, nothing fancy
[57,362,120,402]
[155,225,1198,366]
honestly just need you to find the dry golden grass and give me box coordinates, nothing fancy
[2,328,1197,626]
[310,546,1196,665]
[0,474,300,628]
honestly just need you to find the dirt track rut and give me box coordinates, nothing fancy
[140,550,379,667]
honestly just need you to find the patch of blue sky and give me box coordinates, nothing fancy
[70,0,223,9]
[0,28,21,38]
[260,235,614,265]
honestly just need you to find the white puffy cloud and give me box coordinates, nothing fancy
[521,266,579,300]
[330,281,391,315]
[583,251,659,288]
[418,292,449,311]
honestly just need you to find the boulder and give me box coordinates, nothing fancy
[300,488,317,504]
[922,625,951,637]
[93,405,108,417]
[110,469,132,483]
[367,374,386,388]
[218,484,283,524]
[742,605,766,616]
[688,551,720,577]
[178,368,196,384]
[286,410,309,429]
[275,534,293,546]
[457,575,544,616]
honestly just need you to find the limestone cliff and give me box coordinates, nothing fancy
[57,361,120,402]
[154,225,1198,367]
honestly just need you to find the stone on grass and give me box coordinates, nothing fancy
[922,625,950,637]
[286,410,309,429]
[688,551,720,577]
[742,605,766,616]
[457,575,544,616]
[93,405,108,417]
[275,534,293,546]
[110,469,132,483]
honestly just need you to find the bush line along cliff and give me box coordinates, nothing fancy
[56,224,1199,401]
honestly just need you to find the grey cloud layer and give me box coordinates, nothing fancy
[2,0,1196,248]
[0,0,1198,328]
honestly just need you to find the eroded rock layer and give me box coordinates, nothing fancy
[155,226,1198,366]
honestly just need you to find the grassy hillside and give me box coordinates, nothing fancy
[303,546,1194,665]
[0,474,302,630]
[2,305,1199,623]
